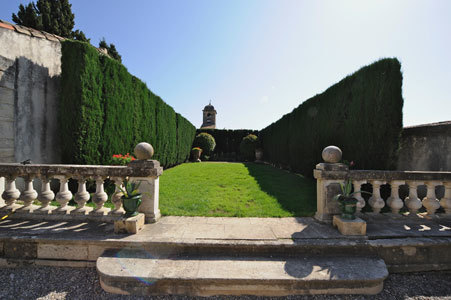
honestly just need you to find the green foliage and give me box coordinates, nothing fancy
[159,162,316,217]
[60,40,196,168]
[176,114,197,163]
[12,3,42,29]
[193,132,216,155]
[196,129,259,160]
[12,0,75,38]
[71,29,90,42]
[240,134,259,161]
[260,58,404,176]
[117,180,141,198]
[99,38,122,63]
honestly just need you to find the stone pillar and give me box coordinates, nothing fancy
[129,142,163,223]
[0,177,4,206]
[314,146,349,223]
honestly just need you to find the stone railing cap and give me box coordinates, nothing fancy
[314,168,451,181]
[0,160,162,178]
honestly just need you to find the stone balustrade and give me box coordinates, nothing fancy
[314,146,451,222]
[0,143,163,223]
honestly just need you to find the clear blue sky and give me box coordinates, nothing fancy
[2,0,450,129]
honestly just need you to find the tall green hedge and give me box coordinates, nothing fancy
[196,129,259,156]
[60,40,196,168]
[260,58,403,176]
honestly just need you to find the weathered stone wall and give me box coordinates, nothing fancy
[397,121,451,171]
[0,26,62,165]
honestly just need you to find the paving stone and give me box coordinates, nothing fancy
[223,224,276,240]
[181,224,225,239]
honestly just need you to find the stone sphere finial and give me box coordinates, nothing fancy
[134,142,154,160]
[322,146,342,163]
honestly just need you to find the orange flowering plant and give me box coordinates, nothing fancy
[111,153,136,165]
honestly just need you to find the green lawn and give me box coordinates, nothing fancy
[159,162,316,217]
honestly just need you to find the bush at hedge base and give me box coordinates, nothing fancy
[240,134,259,161]
[193,133,216,157]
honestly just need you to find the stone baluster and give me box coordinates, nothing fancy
[440,182,451,215]
[352,180,367,213]
[92,177,109,214]
[422,181,442,216]
[2,176,20,208]
[54,176,73,213]
[368,180,386,213]
[73,177,91,214]
[386,180,405,214]
[37,176,54,213]
[110,177,124,214]
[405,181,423,215]
[21,176,38,211]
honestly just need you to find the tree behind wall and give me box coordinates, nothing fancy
[12,0,89,42]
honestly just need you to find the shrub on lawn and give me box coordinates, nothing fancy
[196,129,259,161]
[260,58,403,176]
[240,134,259,161]
[193,132,216,156]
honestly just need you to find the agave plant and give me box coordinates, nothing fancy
[334,179,372,220]
[117,180,141,198]
[333,179,371,203]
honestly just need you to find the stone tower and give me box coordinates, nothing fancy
[201,101,217,129]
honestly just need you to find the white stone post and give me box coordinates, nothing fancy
[313,146,348,223]
[440,182,451,215]
[368,180,386,213]
[92,177,109,215]
[2,176,20,208]
[110,177,125,215]
[129,142,162,223]
[353,180,367,213]
[387,180,405,214]
[21,176,38,211]
[54,176,73,214]
[0,177,5,207]
[73,177,91,215]
[422,181,442,216]
[36,176,54,214]
[405,181,423,215]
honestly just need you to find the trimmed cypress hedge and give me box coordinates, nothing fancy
[260,58,403,176]
[60,40,196,168]
[196,129,259,159]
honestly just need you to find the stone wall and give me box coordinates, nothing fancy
[0,25,62,165]
[397,121,451,171]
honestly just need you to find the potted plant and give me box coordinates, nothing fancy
[117,180,142,217]
[191,147,202,162]
[333,179,370,220]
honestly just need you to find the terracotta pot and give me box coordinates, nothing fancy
[191,149,202,162]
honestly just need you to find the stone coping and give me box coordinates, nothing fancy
[314,169,451,181]
[0,160,162,178]
[0,19,65,42]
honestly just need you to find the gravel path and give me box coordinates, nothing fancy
[0,266,450,300]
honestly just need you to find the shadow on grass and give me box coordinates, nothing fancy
[244,162,317,217]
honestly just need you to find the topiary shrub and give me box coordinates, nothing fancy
[240,134,259,161]
[193,132,216,156]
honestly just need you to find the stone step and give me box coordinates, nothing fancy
[97,250,388,296]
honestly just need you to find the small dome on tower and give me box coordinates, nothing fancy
[203,103,215,111]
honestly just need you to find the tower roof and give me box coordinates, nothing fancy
[203,101,215,111]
